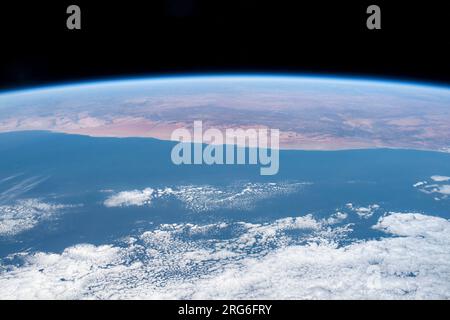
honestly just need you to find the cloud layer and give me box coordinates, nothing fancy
[0,199,71,236]
[414,175,450,200]
[104,182,306,212]
[431,175,450,182]
[345,203,380,219]
[1,211,450,299]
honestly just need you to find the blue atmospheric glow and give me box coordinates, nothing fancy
[1,73,450,96]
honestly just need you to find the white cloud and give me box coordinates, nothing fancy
[0,175,48,203]
[104,188,155,207]
[413,176,450,200]
[172,182,305,212]
[345,203,380,219]
[431,175,450,182]
[436,185,450,195]
[373,212,450,240]
[0,199,72,236]
[0,174,24,184]
[103,182,306,212]
[0,244,122,299]
[415,182,450,199]
[327,211,348,224]
[413,181,427,188]
[1,212,450,299]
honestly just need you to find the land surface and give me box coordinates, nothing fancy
[0,77,449,151]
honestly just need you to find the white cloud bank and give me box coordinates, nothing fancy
[1,212,450,299]
[104,182,306,212]
[431,175,450,182]
[345,203,380,219]
[414,175,450,200]
[104,188,157,207]
[437,185,450,195]
[0,199,72,236]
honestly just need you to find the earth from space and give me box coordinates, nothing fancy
[0,75,450,299]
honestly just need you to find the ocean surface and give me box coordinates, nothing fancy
[1,131,450,299]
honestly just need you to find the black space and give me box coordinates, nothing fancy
[0,0,449,90]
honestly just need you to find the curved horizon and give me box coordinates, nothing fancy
[1,74,450,153]
[1,72,450,96]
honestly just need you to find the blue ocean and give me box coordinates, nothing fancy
[1,131,450,299]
